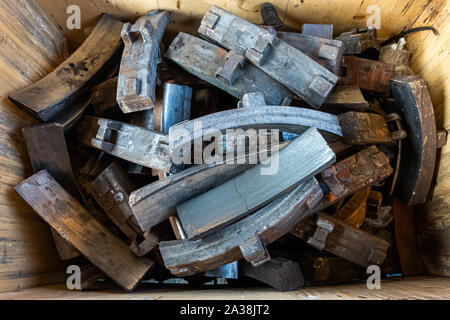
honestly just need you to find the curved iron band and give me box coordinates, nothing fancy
[168,106,343,155]
[159,178,322,276]
[9,14,124,121]
[129,162,254,233]
[164,32,293,106]
[390,75,437,205]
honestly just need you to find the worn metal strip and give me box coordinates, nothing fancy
[168,105,342,157]
[390,75,437,205]
[177,128,335,239]
[198,6,338,108]
[302,24,333,39]
[336,27,380,55]
[165,32,293,106]
[117,10,171,113]
[129,162,254,232]
[9,14,123,121]
[78,116,174,173]
[159,178,322,276]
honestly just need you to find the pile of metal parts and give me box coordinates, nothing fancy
[11,4,443,292]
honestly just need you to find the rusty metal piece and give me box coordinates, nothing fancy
[302,24,333,39]
[390,75,437,205]
[291,212,390,267]
[164,32,293,106]
[91,77,120,116]
[77,116,174,173]
[364,205,393,228]
[336,27,380,55]
[9,14,123,121]
[198,6,338,108]
[117,10,171,113]
[334,187,370,228]
[168,105,342,157]
[177,128,335,239]
[22,123,81,260]
[240,257,304,291]
[260,2,295,32]
[340,56,396,93]
[159,178,322,276]
[338,111,406,145]
[366,189,383,219]
[309,146,393,214]
[276,32,344,74]
[80,264,105,291]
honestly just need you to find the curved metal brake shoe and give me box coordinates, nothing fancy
[9,14,124,121]
[164,32,293,106]
[77,116,174,173]
[168,106,343,156]
[198,6,338,108]
[129,162,254,233]
[159,178,323,277]
[117,10,171,113]
[390,75,437,206]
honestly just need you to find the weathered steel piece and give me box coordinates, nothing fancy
[9,14,123,121]
[240,257,304,291]
[340,56,395,93]
[117,10,171,113]
[128,108,156,175]
[291,212,390,267]
[390,75,437,206]
[306,146,393,215]
[22,123,81,260]
[15,170,154,291]
[205,262,239,279]
[336,27,380,55]
[364,205,393,228]
[78,116,174,173]
[164,32,293,106]
[159,178,323,276]
[130,162,254,233]
[302,24,333,39]
[91,77,120,116]
[168,105,342,156]
[338,111,406,145]
[88,162,155,252]
[177,128,335,239]
[334,187,370,228]
[80,264,105,291]
[277,32,344,74]
[198,6,338,108]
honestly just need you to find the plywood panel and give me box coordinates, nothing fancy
[0,0,69,293]
[0,276,448,300]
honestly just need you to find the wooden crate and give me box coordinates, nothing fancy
[0,0,448,297]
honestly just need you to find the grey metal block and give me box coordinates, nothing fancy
[198,6,338,108]
[159,177,323,276]
[117,10,171,113]
[164,32,293,106]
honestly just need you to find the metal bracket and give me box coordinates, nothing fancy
[78,116,174,173]
[198,6,338,108]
